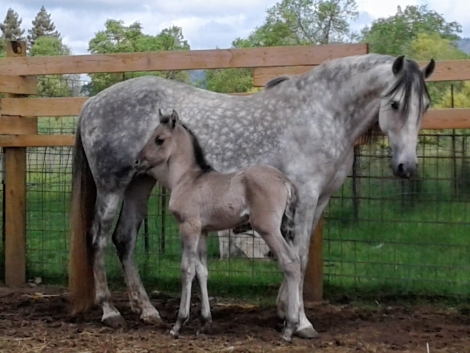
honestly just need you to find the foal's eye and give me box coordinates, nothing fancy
[391,101,399,110]
[155,138,164,146]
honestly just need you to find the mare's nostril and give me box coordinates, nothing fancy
[134,159,140,166]
[398,163,404,174]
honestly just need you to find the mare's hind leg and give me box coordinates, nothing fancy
[112,174,162,324]
[91,190,124,328]
[196,233,212,334]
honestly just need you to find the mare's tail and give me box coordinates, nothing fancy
[68,121,97,314]
[280,180,298,242]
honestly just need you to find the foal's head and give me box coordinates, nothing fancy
[378,55,435,178]
[134,109,213,178]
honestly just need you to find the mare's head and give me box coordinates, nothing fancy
[134,109,213,181]
[378,55,435,178]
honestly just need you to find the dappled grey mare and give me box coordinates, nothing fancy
[69,53,435,338]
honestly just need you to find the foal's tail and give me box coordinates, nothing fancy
[68,121,97,314]
[280,180,298,242]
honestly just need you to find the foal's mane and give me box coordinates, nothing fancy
[180,123,215,173]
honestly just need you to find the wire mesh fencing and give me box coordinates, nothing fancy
[324,131,470,298]
[2,75,470,298]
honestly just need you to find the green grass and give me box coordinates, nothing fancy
[1,133,470,302]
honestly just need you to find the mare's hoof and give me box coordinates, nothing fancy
[198,321,212,336]
[102,313,126,329]
[141,312,164,326]
[294,325,319,339]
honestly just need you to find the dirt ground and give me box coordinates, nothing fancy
[0,286,469,353]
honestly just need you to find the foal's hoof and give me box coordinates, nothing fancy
[294,325,319,339]
[102,313,126,329]
[170,327,180,339]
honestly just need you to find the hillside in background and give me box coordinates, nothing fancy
[458,38,470,54]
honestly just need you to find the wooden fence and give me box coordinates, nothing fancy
[1,40,470,301]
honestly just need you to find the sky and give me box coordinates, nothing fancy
[1,0,469,56]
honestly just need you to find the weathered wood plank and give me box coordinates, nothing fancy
[0,134,75,147]
[304,216,324,302]
[0,44,369,75]
[4,41,30,287]
[1,97,88,117]
[0,75,37,94]
[253,60,470,87]
[0,116,38,134]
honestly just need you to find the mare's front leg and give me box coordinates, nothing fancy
[171,220,201,338]
[196,232,212,334]
[253,224,301,342]
[276,186,324,339]
[112,174,162,325]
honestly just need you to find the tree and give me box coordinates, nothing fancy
[204,0,358,93]
[30,36,78,97]
[361,5,462,56]
[87,19,190,95]
[2,8,25,41]
[27,6,60,48]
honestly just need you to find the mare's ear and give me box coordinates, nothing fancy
[170,109,179,129]
[392,55,405,76]
[422,58,435,79]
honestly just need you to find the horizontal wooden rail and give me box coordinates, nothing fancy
[2,94,470,127]
[0,134,75,147]
[253,60,470,87]
[2,97,88,116]
[0,44,368,76]
[0,109,468,147]
[0,75,37,94]
[0,116,38,134]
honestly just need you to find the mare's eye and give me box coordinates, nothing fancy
[391,101,399,110]
[155,138,164,146]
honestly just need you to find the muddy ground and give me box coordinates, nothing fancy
[0,286,469,352]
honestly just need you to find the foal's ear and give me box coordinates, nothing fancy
[170,110,179,129]
[158,109,168,124]
[421,58,436,79]
[392,55,406,76]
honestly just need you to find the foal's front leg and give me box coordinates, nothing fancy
[171,221,201,338]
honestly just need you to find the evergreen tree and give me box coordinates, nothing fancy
[2,8,25,40]
[27,6,60,47]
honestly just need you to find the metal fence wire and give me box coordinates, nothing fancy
[1,76,470,298]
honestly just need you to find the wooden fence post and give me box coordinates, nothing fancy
[304,215,324,302]
[2,41,37,287]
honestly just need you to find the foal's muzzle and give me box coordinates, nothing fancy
[133,158,148,174]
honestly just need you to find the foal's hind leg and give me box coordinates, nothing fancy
[196,233,212,334]
[112,174,162,325]
[91,190,124,328]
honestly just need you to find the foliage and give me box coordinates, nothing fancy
[403,33,468,105]
[27,6,60,48]
[1,8,24,41]
[361,5,462,56]
[86,19,190,95]
[205,0,359,93]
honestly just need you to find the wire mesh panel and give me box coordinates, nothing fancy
[324,131,470,298]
